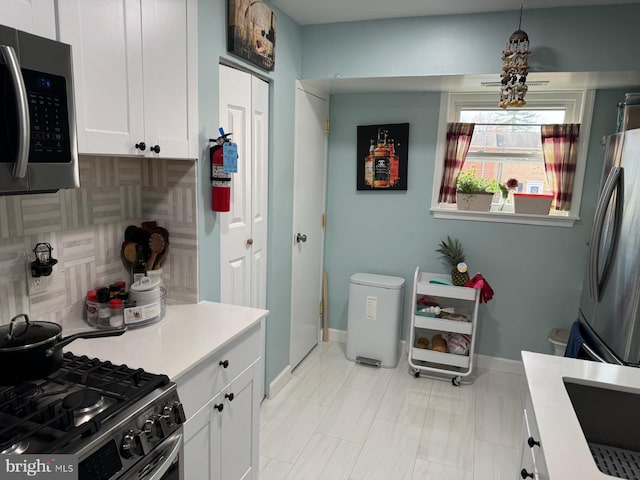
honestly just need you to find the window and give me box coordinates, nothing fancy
[431,91,595,226]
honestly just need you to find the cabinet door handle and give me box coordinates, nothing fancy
[225,393,234,402]
[520,468,534,479]
[135,142,147,151]
[214,403,224,412]
[150,144,161,154]
[219,359,229,368]
[527,436,540,448]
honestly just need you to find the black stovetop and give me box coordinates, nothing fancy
[0,352,169,454]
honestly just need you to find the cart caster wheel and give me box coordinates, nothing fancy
[414,371,420,378]
[452,376,461,386]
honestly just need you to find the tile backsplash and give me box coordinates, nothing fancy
[0,155,198,328]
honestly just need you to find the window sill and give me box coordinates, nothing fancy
[430,205,579,227]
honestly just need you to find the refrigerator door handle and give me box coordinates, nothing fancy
[589,166,623,302]
[581,342,608,363]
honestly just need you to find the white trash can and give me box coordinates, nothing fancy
[346,273,405,368]
[548,328,570,356]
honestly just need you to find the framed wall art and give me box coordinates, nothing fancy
[357,123,409,191]
[227,0,276,71]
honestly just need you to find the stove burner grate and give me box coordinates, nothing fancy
[62,389,104,415]
[0,353,170,454]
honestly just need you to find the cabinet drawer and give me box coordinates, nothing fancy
[177,325,261,419]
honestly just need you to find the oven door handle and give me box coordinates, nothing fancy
[0,44,30,179]
[137,431,183,480]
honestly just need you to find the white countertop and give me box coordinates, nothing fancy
[67,302,268,381]
[522,351,640,479]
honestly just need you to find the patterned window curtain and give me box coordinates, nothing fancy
[438,123,475,203]
[541,124,580,211]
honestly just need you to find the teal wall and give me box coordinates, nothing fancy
[196,0,640,389]
[197,0,302,385]
[307,3,640,362]
[325,90,626,359]
[301,4,640,80]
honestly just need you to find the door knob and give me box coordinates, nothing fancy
[135,142,146,151]
[296,233,307,243]
[150,144,161,154]
[246,238,254,247]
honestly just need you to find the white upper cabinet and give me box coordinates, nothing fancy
[141,0,197,159]
[58,0,197,158]
[58,0,144,156]
[0,0,57,39]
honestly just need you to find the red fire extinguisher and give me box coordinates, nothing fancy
[210,129,234,212]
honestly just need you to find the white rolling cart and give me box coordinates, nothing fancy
[408,266,480,386]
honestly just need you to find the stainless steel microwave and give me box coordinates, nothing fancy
[0,24,79,195]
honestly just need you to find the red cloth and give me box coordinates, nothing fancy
[464,273,494,303]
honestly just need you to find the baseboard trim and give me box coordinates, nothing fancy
[267,364,291,399]
[328,328,347,343]
[328,329,524,375]
[475,353,524,375]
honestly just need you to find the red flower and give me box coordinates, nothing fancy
[505,178,519,189]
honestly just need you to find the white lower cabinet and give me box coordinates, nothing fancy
[518,392,548,479]
[184,400,216,480]
[180,324,261,480]
[219,366,257,480]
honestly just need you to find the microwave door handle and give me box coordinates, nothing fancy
[589,167,621,302]
[0,45,30,179]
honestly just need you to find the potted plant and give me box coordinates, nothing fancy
[456,169,496,211]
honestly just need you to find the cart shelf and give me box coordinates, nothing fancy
[415,272,477,301]
[413,315,473,335]
[411,347,470,369]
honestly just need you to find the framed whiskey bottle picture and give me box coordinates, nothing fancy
[357,123,409,191]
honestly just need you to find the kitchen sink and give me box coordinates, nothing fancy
[564,378,640,479]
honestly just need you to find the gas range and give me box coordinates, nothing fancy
[0,352,185,480]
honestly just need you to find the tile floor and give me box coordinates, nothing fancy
[258,342,526,480]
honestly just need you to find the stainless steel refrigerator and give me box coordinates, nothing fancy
[578,128,640,365]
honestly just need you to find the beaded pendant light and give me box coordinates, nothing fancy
[499,2,530,108]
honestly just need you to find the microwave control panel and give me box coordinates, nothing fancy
[23,68,71,163]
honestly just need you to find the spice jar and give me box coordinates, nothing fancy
[109,298,124,328]
[86,290,98,325]
[96,288,111,327]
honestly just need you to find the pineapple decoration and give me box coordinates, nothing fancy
[436,236,470,286]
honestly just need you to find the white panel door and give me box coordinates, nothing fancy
[219,65,269,312]
[58,0,144,155]
[289,83,328,370]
